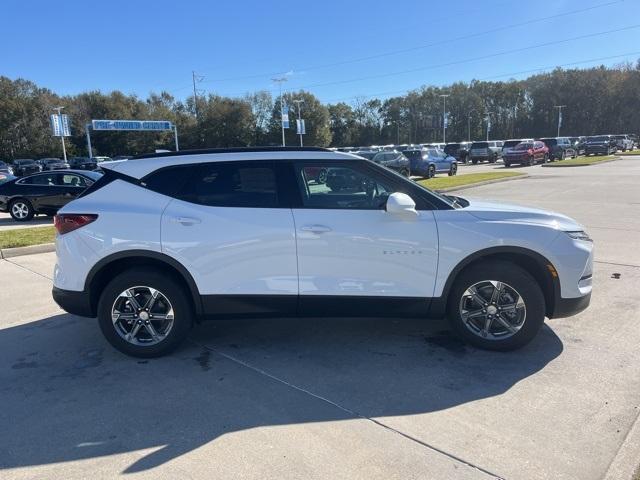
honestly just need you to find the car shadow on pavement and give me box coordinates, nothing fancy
[0,313,563,474]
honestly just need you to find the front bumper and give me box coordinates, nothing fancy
[52,286,95,317]
[551,291,591,318]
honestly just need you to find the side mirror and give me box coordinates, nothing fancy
[386,192,418,217]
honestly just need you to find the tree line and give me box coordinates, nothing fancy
[1,61,639,159]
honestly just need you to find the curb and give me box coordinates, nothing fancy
[604,409,640,480]
[0,243,55,259]
[434,174,528,193]
[540,156,621,168]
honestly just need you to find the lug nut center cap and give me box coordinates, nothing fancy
[139,311,149,321]
[486,305,498,315]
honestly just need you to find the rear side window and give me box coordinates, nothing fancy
[179,162,278,208]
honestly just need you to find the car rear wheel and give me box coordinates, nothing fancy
[9,199,34,222]
[448,163,457,176]
[528,156,535,166]
[97,268,193,357]
[504,161,511,168]
[446,261,545,351]
[399,168,410,177]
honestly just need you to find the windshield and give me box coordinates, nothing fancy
[589,136,608,142]
[514,143,533,150]
[444,144,460,153]
[541,139,557,146]
[503,140,521,148]
[15,160,35,165]
[356,151,376,160]
[471,142,488,148]
[402,150,423,161]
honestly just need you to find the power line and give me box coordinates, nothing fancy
[194,0,624,85]
[286,24,640,92]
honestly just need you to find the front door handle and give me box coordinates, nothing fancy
[172,216,202,226]
[301,224,332,233]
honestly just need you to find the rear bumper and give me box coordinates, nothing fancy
[52,286,95,317]
[551,292,591,319]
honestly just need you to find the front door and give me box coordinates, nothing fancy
[291,160,439,317]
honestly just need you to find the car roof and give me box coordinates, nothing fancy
[103,147,359,179]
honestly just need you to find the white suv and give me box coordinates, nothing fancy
[52,147,593,357]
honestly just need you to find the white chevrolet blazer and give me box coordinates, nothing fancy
[52,147,593,357]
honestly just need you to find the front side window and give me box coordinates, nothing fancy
[60,174,92,187]
[296,163,393,210]
[180,162,278,208]
[19,173,57,185]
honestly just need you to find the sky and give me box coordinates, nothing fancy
[2,0,640,104]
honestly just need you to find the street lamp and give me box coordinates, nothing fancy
[53,106,67,162]
[440,94,450,144]
[272,77,288,146]
[554,105,566,137]
[293,98,304,147]
[467,109,476,142]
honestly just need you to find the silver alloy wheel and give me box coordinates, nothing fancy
[459,280,526,340]
[111,286,175,346]
[11,202,29,219]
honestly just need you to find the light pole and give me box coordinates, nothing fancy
[272,77,288,146]
[485,112,492,141]
[467,109,476,142]
[293,98,304,147]
[440,94,449,144]
[53,106,67,161]
[554,105,566,137]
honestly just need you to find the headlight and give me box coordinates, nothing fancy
[565,230,592,242]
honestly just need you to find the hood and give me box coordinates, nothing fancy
[462,198,583,231]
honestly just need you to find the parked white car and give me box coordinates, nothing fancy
[52,147,593,357]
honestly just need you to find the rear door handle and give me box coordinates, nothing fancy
[172,216,201,226]
[300,224,332,233]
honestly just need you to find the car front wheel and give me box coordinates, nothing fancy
[448,163,457,176]
[97,268,193,357]
[446,261,545,351]
[9,199,34,222]
[426,164,436,178]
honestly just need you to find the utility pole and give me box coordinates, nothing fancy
[485,112,492,141]
[440,94,450,144]
[192,71,204,119]
[272,77,288,146]
[53,106,67,161]
[467,109,476,142]
[554,105,566,137]
[293,98,304,147]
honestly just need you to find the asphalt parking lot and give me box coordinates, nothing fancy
[1,157,639,479]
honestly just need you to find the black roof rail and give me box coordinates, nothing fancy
[133,146,331,160]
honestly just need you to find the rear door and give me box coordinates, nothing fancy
[290,159,439,316]
[160,160,298,315]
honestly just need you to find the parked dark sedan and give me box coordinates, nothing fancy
[12,159,41,177]
[0,170,102,221]
[370,150,411,176]
[37,158,70,171]
[584,136,616,155]
[69,156,98,171]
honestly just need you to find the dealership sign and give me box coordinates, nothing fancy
[91,120,173,131]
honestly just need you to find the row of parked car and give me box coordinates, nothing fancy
[0,155,135,177]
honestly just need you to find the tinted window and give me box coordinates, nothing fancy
[20,173,57,185]
[296,163,392,210]
[143,165,193,197]
[59,174,93,187]
[180,162,278,208]
[542,138,557,146]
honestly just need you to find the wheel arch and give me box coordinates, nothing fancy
[430,246,560,318]
[84,250,203,318]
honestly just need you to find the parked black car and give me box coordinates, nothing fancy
[37,158,70,171]
[444,142,472,164]
[584,136,616,155]
[371,151,411,176]
[0,170,102,221]
[69,157,98,171]
[569,137,586,156]
[539,137,577,161]
[12,159,41,177]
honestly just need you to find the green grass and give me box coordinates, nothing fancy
[417,171,525,190]
[0,226,55,249]
[618,149,640,156]
[543,155,618,167]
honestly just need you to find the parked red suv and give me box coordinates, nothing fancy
[503,141,549,167]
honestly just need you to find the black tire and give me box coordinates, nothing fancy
[399,168,410,177]
[97,268,194,358]
[9,198,35,222]
[426,164,436,178]
[489,154,497,163]
[471,158,478,165]
[448,163,457,176]
[543,153,549,163]
[528,156,535,166]
[560,151,566,161]
[504,161,511,168]
[446,261,546,351]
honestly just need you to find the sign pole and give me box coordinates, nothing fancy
[85,123,93,158]
[53,107,67,161]
[174,125,179,151]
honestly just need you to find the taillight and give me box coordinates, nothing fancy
[54,214,98,235]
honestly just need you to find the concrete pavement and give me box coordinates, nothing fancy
[1,157,639,479]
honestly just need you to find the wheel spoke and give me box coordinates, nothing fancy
[144,322,162,342]
[482,316,494,337]
[143,288,159,310]
[490,281,503,304]
[124,289,143,310]
[466,286,487,307]
[111,310,136,323]
[126,323,142,342]
[495,314,518,333]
